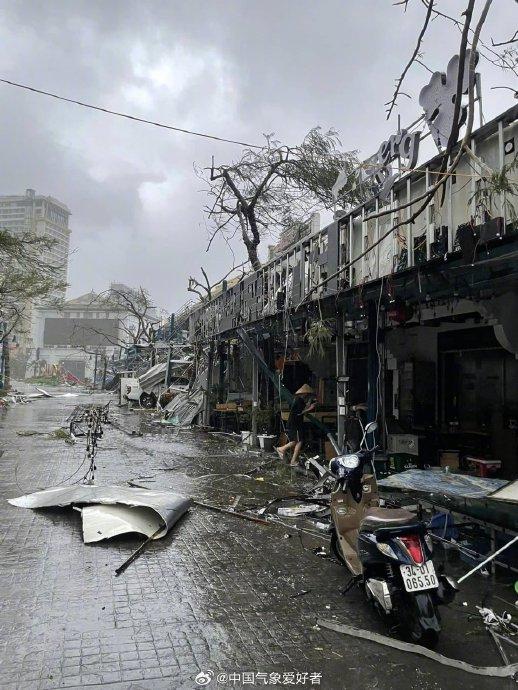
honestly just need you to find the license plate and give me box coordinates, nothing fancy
[400,561,438,592]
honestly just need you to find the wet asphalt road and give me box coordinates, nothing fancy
[0,389,516,690]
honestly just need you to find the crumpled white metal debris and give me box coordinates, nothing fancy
[81,504,165,543]
[8,484,191,543]
[277,503,326,517]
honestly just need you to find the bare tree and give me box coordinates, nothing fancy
[188,260,249,302]
[66,285,162,386]
[199,129,364,270]
[70,286,160,350]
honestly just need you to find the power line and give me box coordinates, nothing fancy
[0,77,263,149]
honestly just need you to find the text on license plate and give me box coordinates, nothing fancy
[400,561,438,592]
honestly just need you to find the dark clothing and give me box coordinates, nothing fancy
[286,426,303,443]
[287,395,309,443]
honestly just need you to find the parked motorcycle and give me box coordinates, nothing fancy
[329,419,458,647]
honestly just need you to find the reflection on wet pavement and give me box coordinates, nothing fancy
[0,392,512,689]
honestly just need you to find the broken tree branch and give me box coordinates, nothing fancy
[386,0,435,120]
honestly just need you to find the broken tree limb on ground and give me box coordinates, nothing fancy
[317,619,518,678]
[193,499,271,525]
[115,525,164,576]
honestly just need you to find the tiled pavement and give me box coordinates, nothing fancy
[0,393,512,689]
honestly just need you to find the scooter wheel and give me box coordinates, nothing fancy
[139,392,157,409]
[413,629,439,649]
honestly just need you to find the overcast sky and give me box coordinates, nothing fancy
[0,0,515,312]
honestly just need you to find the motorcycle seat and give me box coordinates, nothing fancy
[361,507,418,531]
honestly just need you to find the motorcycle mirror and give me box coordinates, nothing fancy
[365,421,378,434]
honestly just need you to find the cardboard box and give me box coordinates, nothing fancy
[387,434,419,456]
[439,450,460,470]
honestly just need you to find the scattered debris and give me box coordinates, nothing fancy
[313,547,328,558]
[48,428,75,444]
[230,495,241,510]
[110,417,142,437]
[193,499,271,525]
[309,520,331,531]
[317,619,518,678]
[278,503,326,517]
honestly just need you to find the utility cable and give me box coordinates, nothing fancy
[0,77,262,149]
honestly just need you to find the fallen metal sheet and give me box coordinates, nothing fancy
[81,504,164,543]
[35,387,53,397]
[317,619,518,678]
[8,484,191,542]
[138,362,167,391]
[163,389,204,426]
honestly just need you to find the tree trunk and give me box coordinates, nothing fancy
[238,206,262,271]
[93,351,98,390]
[101,356,108,390]
[247,245,261,272]
[2,335,10,391]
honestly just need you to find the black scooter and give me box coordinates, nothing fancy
[329,420,457,647]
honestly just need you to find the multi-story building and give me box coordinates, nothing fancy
[0,188,71,294]
[188,103,518,482]
[30,283,160,383]
[0,189,71,378]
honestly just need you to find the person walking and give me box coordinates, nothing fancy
[275,384,316,466]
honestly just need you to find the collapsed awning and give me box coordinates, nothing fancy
[8,484,191,543]
[138,362,167,391]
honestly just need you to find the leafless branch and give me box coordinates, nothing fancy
[386,0,435,120]
[491,30,518,47]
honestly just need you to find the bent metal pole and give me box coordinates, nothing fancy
[457,535,518,584]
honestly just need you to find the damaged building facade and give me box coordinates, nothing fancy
[186,103,518,480]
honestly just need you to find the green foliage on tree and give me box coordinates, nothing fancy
[200,128,368,271]
[0,229,67,389]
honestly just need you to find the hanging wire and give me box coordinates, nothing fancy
[0,77,263,149]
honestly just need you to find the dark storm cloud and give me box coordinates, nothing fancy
[0,0,515,311]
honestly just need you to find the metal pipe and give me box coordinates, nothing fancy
[457,535,518,584]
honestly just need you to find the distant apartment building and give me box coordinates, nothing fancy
[0,188,71,294]
[0,189,71,377]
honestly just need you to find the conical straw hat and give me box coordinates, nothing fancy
[295,384,314,395]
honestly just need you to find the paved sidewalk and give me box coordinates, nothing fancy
[0,393,512,689]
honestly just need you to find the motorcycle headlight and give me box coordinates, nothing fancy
[341,454,360,469]
[330,454,360,477]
